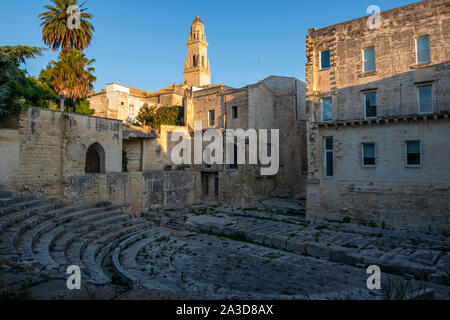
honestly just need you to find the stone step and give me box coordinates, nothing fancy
[14,204,114,263]
[34,210,128,270]
[0,197,60,215]
[81,221,152,284]
[112,229,164,287]
[52,213,130,267]
[0,202,66,233]
[0,195,37,207]
[64,219,140,273]
[0,190,15,198]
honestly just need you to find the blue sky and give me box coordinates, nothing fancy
[0,0,419,92]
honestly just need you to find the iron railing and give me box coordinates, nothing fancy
[328,99,449,122]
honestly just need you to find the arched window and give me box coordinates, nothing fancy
[193,55,198,67]
[202,56,205,67]
[85,142,105,174]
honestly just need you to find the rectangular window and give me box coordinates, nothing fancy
[232,106,238,119]
[406,141,421,166]
[362,143,376,166]
[208,110,215,126]
[364,47,376,73]
[417,36,430,64]
[365,92,377,118]
[321,50,331,69]
[321,98,333,122]
[418,85,433,114]
[324,137,334,177]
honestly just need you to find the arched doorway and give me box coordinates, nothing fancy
[85,142,105,173]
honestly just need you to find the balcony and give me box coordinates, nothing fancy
[318,99,449,126]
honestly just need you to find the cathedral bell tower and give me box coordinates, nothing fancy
[184,16,211,87]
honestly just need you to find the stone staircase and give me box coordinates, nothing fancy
[0,184,155,285]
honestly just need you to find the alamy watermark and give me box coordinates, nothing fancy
[367,265,381,290]
[66,265,81,290]
[171,121,280,176]
[367,5,382,30]
[67,5,81,30]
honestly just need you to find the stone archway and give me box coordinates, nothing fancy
[85,142,105,174]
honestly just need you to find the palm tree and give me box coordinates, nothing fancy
[39,0,94,53]
[49,49,96,111]
[0,46,46,65]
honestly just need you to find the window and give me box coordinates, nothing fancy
[362,143,376,166]
[364,92,377,118]
[418,85,433,114]
[208,110,215,126]
[364,47,376,73]
[321,98,333,122]
[324,137,334,177]
[320,50,331,69]
[232,106,238,119]
[406,141,421,166]
[129,105,134,113]
[417,36,430,64]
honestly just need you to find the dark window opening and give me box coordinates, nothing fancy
[324,137,334,177]
[365,92,377,118]
[232,106,238,119]
[230,144,238,169]
[209,110,215,126]
[407,141,421,166]
[122,150,128,172]
[362,143,376,166]
[321,50,331,69]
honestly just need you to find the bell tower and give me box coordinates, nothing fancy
[184,16,211,87]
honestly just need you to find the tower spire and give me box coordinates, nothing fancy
[184,16,211,87]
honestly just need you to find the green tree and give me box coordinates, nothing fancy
[48,49,96,111]
[0,46,46,65]
[39,0,94,53]
[136,104,184,129]
[72,97,95,115]
[0,52,57,115]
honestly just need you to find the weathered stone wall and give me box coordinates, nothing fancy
[64,171,202,214]
[88,92,108,118]
[306,0,450,232]
[223,89,248,129]
[142,125,191,171]
[123,139,143,172]
[0,129,20,185]
[0,108,123,197]
[219,166,276,206]
[185,86,225,129]
[307,120,449,232]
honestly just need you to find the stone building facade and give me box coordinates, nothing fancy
[305,0,449,232]
[88,15,309,206]
[184,76,307,205]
